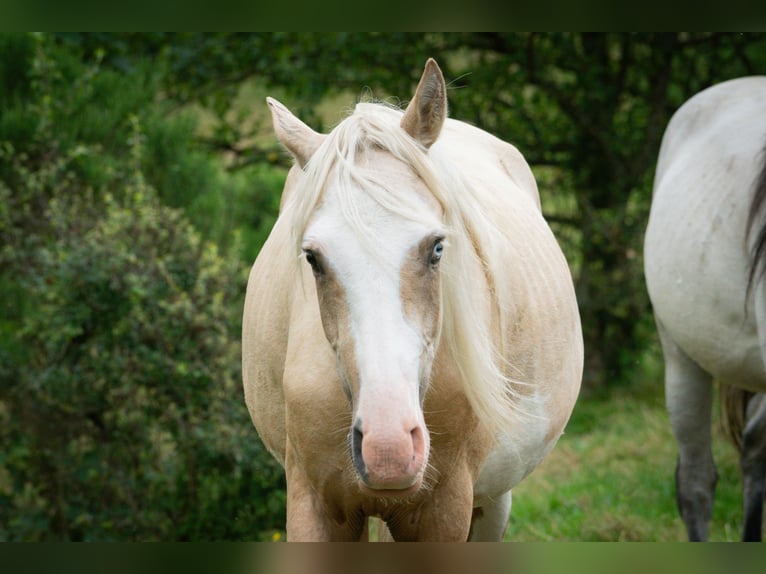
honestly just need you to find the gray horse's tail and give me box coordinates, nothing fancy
[720,384,754,452]
[738,143,766,448]
[745,142,766,301]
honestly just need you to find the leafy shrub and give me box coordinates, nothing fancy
[0,151,286,541]
[0,33,285,541]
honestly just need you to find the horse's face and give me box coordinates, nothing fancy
[267,59,450,496]
[302,151,444,495]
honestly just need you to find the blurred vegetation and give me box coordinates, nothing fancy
[0,33,284,541]
[1,33,765,540]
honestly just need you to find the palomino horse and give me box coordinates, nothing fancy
[645,76,766,541]
[242,59,583,541]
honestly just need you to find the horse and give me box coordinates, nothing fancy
[644,76,766,541]
[242,59,583,541]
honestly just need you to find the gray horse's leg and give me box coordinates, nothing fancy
[468,491,512,541]
[741,393,766,541]
[658,322,717,541]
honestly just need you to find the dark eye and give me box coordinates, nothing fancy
[430,239,444,267]
[303,249,323,276]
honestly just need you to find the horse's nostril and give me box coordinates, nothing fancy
[410,425,425,460]
[351,419,366,479]
[352,420,363,448]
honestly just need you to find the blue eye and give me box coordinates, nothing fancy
[430,240,444,266]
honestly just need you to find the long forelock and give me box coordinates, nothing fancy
[289,103,445,251]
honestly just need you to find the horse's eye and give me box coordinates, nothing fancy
[430,240,444,267]
[304,249,323,275]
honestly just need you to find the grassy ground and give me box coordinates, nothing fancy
[505,356,744,542]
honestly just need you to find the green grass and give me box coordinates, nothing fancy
[505,369,744,542]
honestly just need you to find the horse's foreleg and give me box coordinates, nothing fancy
[741,393,766,541]
[468,491,512,541]
[658,322,717,541]
[284,445,333,541]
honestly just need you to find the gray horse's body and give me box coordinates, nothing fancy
[644,76,766,541]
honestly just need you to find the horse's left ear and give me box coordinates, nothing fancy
[266,97,325,168]
[400,58,448,149]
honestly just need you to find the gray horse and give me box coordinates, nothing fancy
[644,76,766,541]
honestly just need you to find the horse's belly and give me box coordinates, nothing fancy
[473,391,556,503]
[645,194,766,389]
[666,314,766,390]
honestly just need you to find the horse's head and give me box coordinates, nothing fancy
[267,60,448,495]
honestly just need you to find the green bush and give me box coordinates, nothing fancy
[0,33,285,541]
[0,150,286,541]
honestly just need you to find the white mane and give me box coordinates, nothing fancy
[285,101,532,435]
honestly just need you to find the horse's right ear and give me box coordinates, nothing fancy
[400,58,448,149]
[266,97,325,168]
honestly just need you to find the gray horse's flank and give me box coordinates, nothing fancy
[644,76,766,541]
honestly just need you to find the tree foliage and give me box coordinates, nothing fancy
[0,33,284,541]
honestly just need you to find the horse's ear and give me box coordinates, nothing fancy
[400,58,447,149]
[266,97,325,168]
